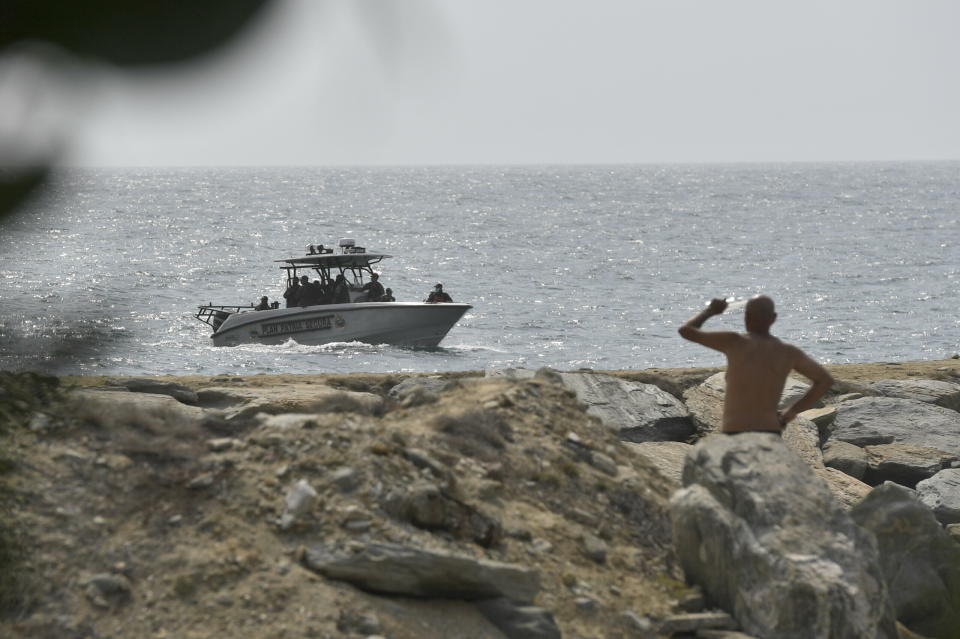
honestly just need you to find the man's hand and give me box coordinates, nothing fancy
[678,296,739,352]
[707,298,728,315]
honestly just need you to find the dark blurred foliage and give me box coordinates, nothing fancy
[0,0,273,221]
[1,1,272,66]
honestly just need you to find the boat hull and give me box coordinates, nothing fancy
[210,302,471,348]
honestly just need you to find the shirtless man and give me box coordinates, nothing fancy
[678,295,833,433]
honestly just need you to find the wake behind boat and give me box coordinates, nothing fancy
[195,239,471,347]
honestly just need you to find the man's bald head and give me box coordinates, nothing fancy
[744,295,776,333]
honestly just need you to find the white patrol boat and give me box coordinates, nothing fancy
[195,239,471,347]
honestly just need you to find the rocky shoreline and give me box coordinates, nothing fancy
[1,359,959,638]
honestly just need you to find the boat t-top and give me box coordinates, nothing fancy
[195,239,471,347]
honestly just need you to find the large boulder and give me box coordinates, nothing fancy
[559,372,694,442]
[850,482,960,638]
[866,379,960,412]
[825,397,960,456]
[862,444,958,488]
[670,433,896,639]
[916,468,960,525]
[488,369,694,442]
[303,542,539,602]
[682,373,822,435]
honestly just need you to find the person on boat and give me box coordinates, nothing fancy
[333,274,351,304]
[254,296,271,311]
[379,288,396,302]
[360,273,385,301]
[299,280,324,307]
[283,278,301,308]
[678,295,833,434]
[425,283,452,303]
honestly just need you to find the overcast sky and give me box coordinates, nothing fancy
[67,0,960,166]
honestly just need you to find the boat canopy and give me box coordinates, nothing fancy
[274,253,391,269]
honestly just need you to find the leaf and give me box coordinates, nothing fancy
[1,0,272,66]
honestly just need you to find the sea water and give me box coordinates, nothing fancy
[1,163,957,376]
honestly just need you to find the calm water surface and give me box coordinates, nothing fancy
[1,163,957,376]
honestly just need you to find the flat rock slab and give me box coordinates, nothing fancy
[851,482,960,638]
[916,468,960,524]
[671,433,896,639]
[862,443,958,488]
[867,379,960,411]
[658,611,737,635]
[826,396,960,456]
[198,385,383,421]
[621,441,692,489]
[106,378,199,405]
[303,542,539,602]
[475,597,561,639]
[71,389,207,427]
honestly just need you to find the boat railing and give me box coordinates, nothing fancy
[196,304,254,331]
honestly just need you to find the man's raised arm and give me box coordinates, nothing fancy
[678,298,739,352]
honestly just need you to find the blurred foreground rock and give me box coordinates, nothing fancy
[670,433,897,639]
[850,482,960,639]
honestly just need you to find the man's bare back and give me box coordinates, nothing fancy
[678,295,833,433]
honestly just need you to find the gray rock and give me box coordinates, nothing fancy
[561,372,694,442]
[822,441,868,480]
[862,443,958,487]
[403,447,448,477]
[337,609,382,635]
[916,468,960,524]
[83,573,131,596]
[388,376,449,401]
[657,611,737,635]
[476,597,561,639]
[574,597,597,611]
[206,437,240,452]
[106,377,199,405]
[279,479,318,530]
[580,533,608,563]
[799,406,837,429]
[621,611,654,636]
[383,481,501,547]
[670,433,896,639]
[589,451,618,476]
[850,481,960,638]
[304,542,539,601]
[697,632,762,639]
[782,416,823,469]
[826,396,960,455]
[867,378,960,411]
[621,441,692,489]
[188,473,215,489]
[330,466,362,493]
